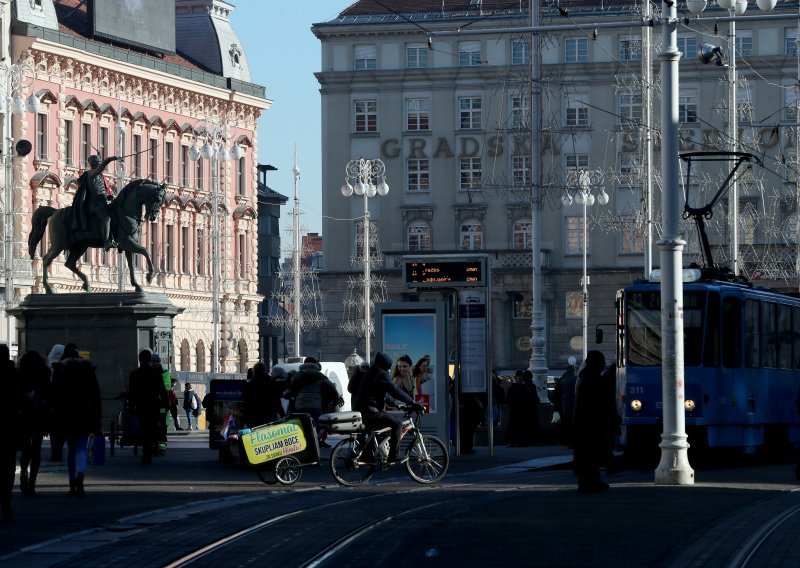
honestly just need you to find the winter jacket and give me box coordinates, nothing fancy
[244,368,285,427]
[288,363,339,412]
[128,364,168,417]
[51,356,102,437]
[353,352,416,419]
[183,387,202,412]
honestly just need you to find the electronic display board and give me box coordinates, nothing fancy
[403,257,486,288]
[91,0,176,55]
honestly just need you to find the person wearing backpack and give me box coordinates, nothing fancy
[183,383,202,431]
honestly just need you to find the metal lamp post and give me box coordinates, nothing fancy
[188,116,244,375]
[562,169,608,361]
[713,0,777,275]
[1,57,38,351]
[340,158,389,361]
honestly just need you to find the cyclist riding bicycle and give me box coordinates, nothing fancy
[352,352,424,464]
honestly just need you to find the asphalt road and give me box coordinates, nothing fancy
[2,433,799,567]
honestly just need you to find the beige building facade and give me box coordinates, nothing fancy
[314,1,800,370]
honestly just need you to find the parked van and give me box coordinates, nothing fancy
[272,361,352,412]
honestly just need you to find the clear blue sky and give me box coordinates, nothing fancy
[230,1,354,237]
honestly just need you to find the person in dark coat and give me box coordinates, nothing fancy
[46,344,65,462]
[243,362,285,427]
[51,343,101,497]
[353,352,423,464]
[553,363,578,447]
[286,357,340,447]
[572,350,617,493]
[18,350,52,497]
[506,369,540,446]
[128,349,168,465]
[795,390,800,481]
[1,344,25,519]
[458,392,484,454]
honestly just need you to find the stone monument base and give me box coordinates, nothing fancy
[11,292,183,432]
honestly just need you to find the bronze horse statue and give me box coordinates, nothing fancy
[28,178,167,293]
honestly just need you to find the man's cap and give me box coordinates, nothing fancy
[151,353,161,364]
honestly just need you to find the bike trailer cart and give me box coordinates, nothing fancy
[239,413,320,485]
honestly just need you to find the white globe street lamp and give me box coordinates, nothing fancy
[340,158,389,361]
[188,115,244,375]
[575,169,608,361]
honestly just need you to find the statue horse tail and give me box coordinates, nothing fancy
[28,206,56,258]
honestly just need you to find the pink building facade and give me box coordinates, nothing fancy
[3,0,269,373]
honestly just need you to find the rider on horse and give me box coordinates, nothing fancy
[72,154,119,251]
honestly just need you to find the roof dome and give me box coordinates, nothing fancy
[175,0,252,82]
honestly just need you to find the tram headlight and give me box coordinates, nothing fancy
[630,399,643,412]
[684,399,696,412]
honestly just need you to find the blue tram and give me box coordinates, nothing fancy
[617,269,800,453]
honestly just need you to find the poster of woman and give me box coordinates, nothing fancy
[381,312,438,413]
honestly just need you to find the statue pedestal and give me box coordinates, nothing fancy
[11,292,183,431]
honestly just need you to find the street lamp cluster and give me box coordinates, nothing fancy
[1,57,38,351]
[562,169,609,360]
[187,115,245,375]
[340,158,389,360]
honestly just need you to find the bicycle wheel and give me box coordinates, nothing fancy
[274,456,303,485]
[405,435,449,484]
[330,438,375,487]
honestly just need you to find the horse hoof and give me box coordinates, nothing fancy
[134,286,143,293]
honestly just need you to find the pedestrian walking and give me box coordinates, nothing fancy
[51,343,101,497]
[505,369,540,446]
[168,380,182,430]
[1,344,25,520]
[285,357,340,447]
[46,344,65,462]
[796,389,800,481]
[458,392,484,454]
[243,362,285,428]
[553,362,578,447]
[572,350,618,493]
[151,354,171,453]
[18,350,52,497]
[128,349,168,465]
[183,383,202,431]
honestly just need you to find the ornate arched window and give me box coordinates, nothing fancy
[407,221,431,252]
[180,339,190,372]
[460,219,483,251]
[512,219,531,250]
[196,340,206,373]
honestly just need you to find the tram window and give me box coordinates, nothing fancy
[722,297,741,368]
[762,302,777,369]
[627,291,661,366]
[794,306,800,370]
[744,300,760,368]
[778,304,792,369]
[684,292,704,366]
[703,292,720,367]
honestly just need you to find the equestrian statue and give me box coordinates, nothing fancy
[28,155,167,293]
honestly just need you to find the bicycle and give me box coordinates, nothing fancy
[328,405,449,486]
